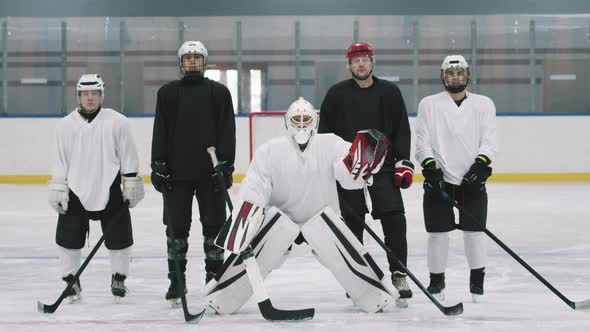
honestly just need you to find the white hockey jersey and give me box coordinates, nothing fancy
[415,91,497,185]
[239,133,363,225]
[51,108,140,211]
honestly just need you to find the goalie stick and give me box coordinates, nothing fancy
[441,191,590,311]
[207,146,315,321]
[163,187,205,324]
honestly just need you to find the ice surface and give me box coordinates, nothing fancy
[1,183,590,331]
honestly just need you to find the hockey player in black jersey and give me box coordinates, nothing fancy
[151,40,236,305]
[319,42,415,306]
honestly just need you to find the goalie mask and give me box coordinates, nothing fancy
[285,97,318,146]
[441,55,470,94]
[76,74,104,111]
[178,40,208,76]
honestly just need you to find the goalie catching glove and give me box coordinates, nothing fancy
[215,201,265,254]
[343,129,390,182]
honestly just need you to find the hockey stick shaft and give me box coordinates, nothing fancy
[441,191,590,310]
[38,233,106,313]
[163,188,205,323]
[362,223,463,316]
[207,146,315,321]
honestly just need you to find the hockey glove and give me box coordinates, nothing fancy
[151,160,173,193]
[122,176,145,208]
[462,155,492,185]
[421,158,445,194]
[343,129,389,182]
[393,160,415,189]
[48,179,69,214]
[212,161,234,192]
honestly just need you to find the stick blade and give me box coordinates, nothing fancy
[184,308,206,324]
[37,301,56,314]
[574,299,590,311]
[442,302,464,316]
[258,299,315,321]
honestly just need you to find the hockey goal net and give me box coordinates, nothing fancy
[248,111,287,161]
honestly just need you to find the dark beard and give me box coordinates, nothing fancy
[184,70,204,78]
[351,68,372,81]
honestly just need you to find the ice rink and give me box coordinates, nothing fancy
[1,182,590,332]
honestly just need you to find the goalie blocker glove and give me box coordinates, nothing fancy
[343,129,390,182]
[462,154,492,185]
[393,160,414,189]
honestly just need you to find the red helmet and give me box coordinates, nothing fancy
[346,42,374,61]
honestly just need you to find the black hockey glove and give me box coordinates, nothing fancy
[212,161,234,192]
[151,160,173,193]
[462,155,492,186]
[421,158,445,194]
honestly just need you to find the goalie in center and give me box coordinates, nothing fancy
[207,97,399,314]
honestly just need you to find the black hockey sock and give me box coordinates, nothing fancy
[203,236,224,276]
[380,212,408,273]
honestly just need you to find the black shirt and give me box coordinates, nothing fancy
[319,76,411,170]
[151,76,236,180]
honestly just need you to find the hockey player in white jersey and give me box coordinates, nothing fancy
[207,97,398,314]
[48,74,144,303]
[415,55,497,302]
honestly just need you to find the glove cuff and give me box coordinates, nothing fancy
[395,159,415,170]
[123,175,143,184]
[49,180,68,192]
[475,154,491,166]
[421,157,436,170]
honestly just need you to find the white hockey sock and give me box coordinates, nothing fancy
[427,232,450,274]
[59,246,81,277]
[463,231,486,269]
[109,247,131,276]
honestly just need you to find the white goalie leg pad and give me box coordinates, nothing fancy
[59,246,82,277]
[301,207,393,313]
[463,231,486,269]
[215,200,264,254]
[109,247,131,276]
[207,207,300,315]
[427,232,450,274]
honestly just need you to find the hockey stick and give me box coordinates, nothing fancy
[162,187,206,323]
[207,146,315,321]
[336,193,463,316]
[38,233,105,314]
[362,224,463,316]
[38,203,131,314]
[440,190,590,311]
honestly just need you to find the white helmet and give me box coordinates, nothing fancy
[76,74,105,104]
[285,97,318,146]
[440,55,470,93]
[178,40,208,75]
[76,74,104,94]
